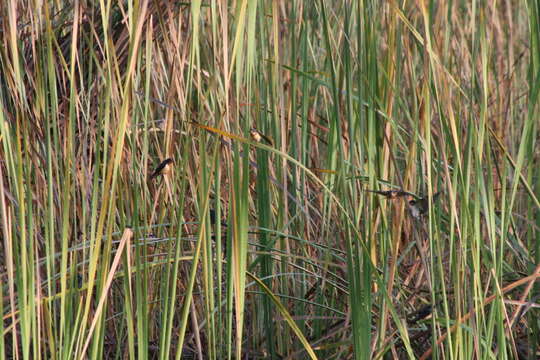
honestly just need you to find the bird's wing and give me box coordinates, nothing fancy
[259,133,274,146]
[149,162,166,179]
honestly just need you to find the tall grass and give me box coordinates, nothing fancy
[1,0,539,359]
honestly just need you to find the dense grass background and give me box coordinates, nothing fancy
[1,0,539,359]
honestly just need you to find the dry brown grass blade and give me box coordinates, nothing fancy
[420,264,540,360]
[79,228,133,359]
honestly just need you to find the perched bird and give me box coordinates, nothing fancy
[209,209,227,227]
[407,304,434,324]
[408,192,441,219]
[149,158,173,180]
[250,128,273,145]
[366,189,416,199]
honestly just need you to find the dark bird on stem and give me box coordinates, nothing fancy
[149,158,173,180]
[365,189,416,199]
[407,304,434,324]
[250,128,273,145]
[209,209,227,227]
[408,191,442,219]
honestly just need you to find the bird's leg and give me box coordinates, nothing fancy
[411,221,433,293]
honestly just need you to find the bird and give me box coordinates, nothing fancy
[209,209,227,227]
[149,158,173,180]
[365,189,416,199]
[407,304,434,324]
[408,191,442,219]
[250,128,273,145]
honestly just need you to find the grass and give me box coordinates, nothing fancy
[1,0,539,359]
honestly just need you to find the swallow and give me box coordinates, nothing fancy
[250,128,273,145]
[365,189,416,199]
[408,191,441,219]
[149,158,173,180]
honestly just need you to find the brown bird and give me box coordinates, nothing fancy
[408,192,442,219]
[149,158,173,180]
[366,189,416,199]
[250,128,273,145]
